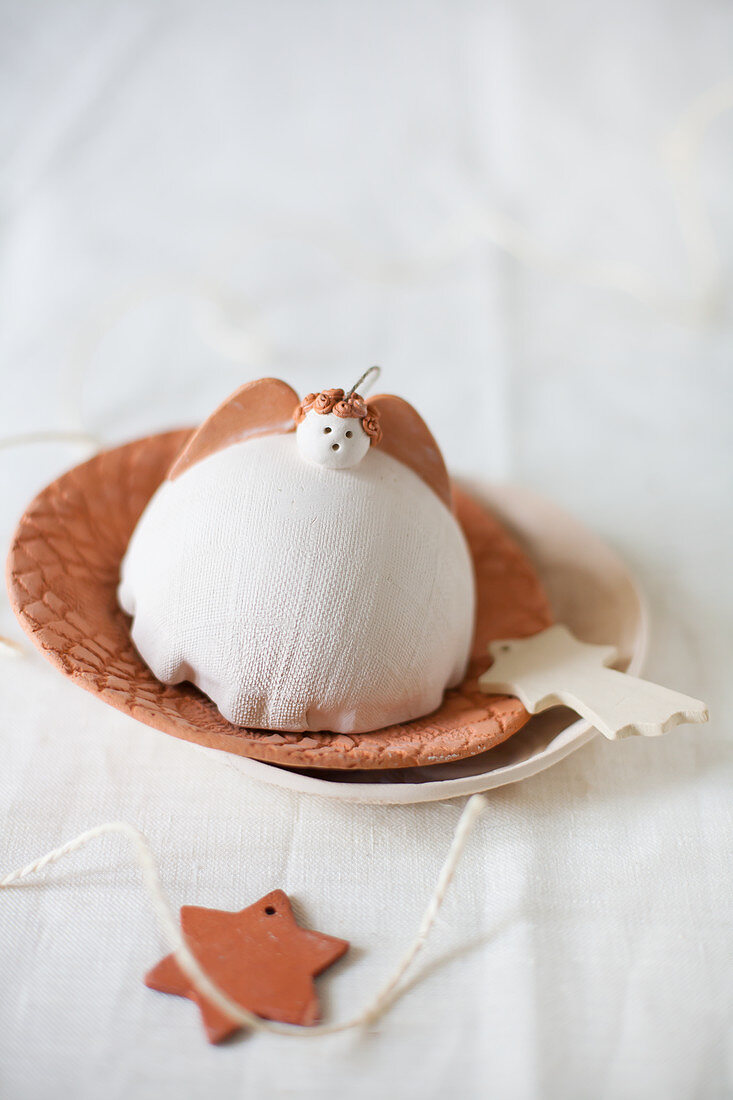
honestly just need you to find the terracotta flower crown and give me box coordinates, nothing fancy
[293,388,382,445]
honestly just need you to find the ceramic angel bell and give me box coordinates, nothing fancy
[118,372,475,733]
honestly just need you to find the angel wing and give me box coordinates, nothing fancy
[369,394,452,508]
[168,377,299,480]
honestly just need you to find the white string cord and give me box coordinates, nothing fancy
[46,76,732,427]
[660,75,733,316]
[188,75,733,357]
[0,78,727,491]
[0,430,101,454]
[62,276,272,434]
[0,794,488,1037]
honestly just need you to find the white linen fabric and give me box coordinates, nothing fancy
[1,3,732,1100]
[118,434,474,732]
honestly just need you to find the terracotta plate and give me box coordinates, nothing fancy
[6,430,551,770]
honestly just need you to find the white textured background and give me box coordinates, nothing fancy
[1,3,731,1098]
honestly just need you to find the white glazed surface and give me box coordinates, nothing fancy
[118,433,475,732]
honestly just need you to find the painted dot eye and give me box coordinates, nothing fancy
[323,426,332,434]
[345,430,353,438]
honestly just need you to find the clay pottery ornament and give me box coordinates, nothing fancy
[118,376,475,734]
[146,890,349,1043]
[6,376,553,770]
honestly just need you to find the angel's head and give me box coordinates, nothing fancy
[294,388,382,469]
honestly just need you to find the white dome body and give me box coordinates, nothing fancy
[118,432,475,733]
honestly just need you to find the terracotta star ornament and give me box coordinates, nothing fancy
[145,890,349,1043]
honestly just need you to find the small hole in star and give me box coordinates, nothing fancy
[265,906,276,915]
[345,430,353,438]
[323,426,332,434]
[331,443,340,451]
